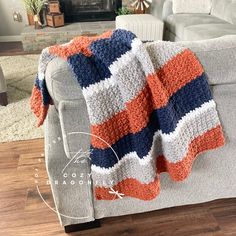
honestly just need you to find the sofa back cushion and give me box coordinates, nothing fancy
[211,0,236,24]
[172,0,212,14]
[178,35,236,85]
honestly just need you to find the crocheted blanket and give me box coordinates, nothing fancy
[31,29,225,201]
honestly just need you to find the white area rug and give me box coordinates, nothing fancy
[0,55,44,143]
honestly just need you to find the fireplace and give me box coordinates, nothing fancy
[60,0,122,22]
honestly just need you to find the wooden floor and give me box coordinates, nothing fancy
[0,138,236,236]
[0,42,40,56]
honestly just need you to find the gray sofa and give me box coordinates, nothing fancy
[162,0,236,41]
[44,35,236,228]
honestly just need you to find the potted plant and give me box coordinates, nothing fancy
[116,7,133,15]
[23,0,46,29]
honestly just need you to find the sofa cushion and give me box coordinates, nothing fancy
[166,14,227,38]
[172,0,212,14]
[184,23,236,41]
[211,0,236,24]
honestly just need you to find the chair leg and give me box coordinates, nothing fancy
[64,219,101,233]
[0,92,8,106]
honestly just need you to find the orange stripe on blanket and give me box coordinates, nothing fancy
[156,49,204,96]
[94,125,224,200]
[91,50,204,149]
[149,49,204,107]
[91,85,154,148]
[30,86,49,127]
[156,125,225,181]
[49,31,112,59]
[95,177,160,201]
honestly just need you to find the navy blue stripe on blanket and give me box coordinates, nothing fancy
[68,54,112,88]
[67,30,136,88]
[35,77,51,105]
[90,29,136,68]
[90,73,213,168]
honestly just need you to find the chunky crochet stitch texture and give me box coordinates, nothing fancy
[31,29,225,201]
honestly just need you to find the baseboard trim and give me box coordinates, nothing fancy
[0,35,22,42]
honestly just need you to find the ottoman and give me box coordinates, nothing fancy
[0,65,8,106]
[116,14,164,41]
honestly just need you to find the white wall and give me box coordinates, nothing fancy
[0,0,28,41]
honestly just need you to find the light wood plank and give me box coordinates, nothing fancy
[0,138,235,235]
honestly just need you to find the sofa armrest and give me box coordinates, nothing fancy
[45,57,83,109]
[162,0,173,21]
[58,99,90,160]
[45,57,91,160]
[45,105,95,226]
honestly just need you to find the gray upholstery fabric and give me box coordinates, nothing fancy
[211,0,236,24]
[45,58,83,107]
[166,14,227,38]
[161,0,173,21]
[179,35,236,85]
[184,23,236,41]
[150,0,166,20]
[45,106,94,226]
[163,0,236,41]
[58,100,90,159]
[45,36,236,226]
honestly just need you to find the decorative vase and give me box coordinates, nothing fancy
[27,14,34,25]
[33,14,42,29]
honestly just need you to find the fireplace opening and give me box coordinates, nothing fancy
[60,0,122,22]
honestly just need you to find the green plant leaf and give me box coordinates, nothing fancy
[23,0,46,15]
